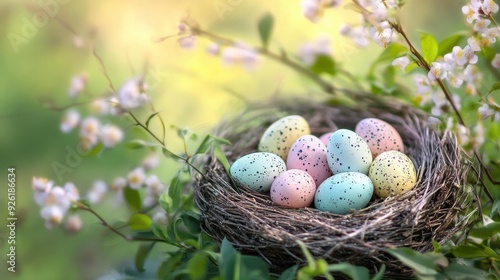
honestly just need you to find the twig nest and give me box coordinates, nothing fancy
[193,98,476,277]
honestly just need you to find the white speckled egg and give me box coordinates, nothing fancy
[327,129,373,175]
[319,132,334,146]
[287,135,332,186]
[368,151,417,198]
[230,152,286,193]
[258,115,311,160]
[355,118,404,159]
[314,172,374,214]
[271,169,316,208]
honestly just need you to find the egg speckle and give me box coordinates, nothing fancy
[258,115,311,160]
[230,152,286,193]
[327,129,373,175]
[287,135,332,186]
[271,169,316,208]
[369,151,417,198]
[314,172,374,214]
[355,118,404,159]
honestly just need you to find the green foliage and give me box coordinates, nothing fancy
[309,55,336,76]
[135,242,156,272]
[258,13,274,49]
[438,33,466,57]
[129,214,152,231]
[124,187,142,213]
[219,238,270,280]
[420,32,439,64]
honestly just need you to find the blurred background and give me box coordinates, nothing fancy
[0,0,466,279]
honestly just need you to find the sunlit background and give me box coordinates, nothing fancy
[0,1,465,279]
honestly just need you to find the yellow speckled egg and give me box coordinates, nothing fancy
[368,151,417,198]
[258,115,311,160]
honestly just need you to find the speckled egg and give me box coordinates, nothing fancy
[287,135,332,187]
[314,172,374,214]
[368,151,417,198]
[327,129,373,175]
[355,118,404,159]
[271,169,316,208]
[230,152,286,193]
[258,115,311,160]
[319,132,334,146]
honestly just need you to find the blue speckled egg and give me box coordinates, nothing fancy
[314,172,374,214]
[327,129,373,175]
[258,115,311,160]
[230,152,286,193]
[286,135,332,187]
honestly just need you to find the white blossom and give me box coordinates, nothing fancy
[221,43,260,71]
[102,124,124,148]
[301,0,323,22]
[431,93,461,116]
[127,167,146,189]
[145,174,164,196]
[60,109,80,134]
[90,99,110,115]
[467,36,481,52]
[68,74,87,99]
[462,0,481,23]
[142,153,159,170]
[474,18,491,33]
[153,211,168,225]
[428,62,448,81]
[392,56,410,73]
[64,182,80,202]
[80,117,101,139]
[492,53,500,68]
[33,177,53,206]
[452,45,478,66]
[117,78,149,111]
[478,103,496,119]
[297,35,332,65]
[482,0,499,14]
[369,21,394,47]
[473,122,485,150]
[40,205,64,229]
[178,35,196,50]
[45,186,71,212]
[88,180,108,204]
[482,28,500,45]
[65,214,83,233]
[207,42,220,56]
[111,177,127,191]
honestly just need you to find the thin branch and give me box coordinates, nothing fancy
[93,47,116,93]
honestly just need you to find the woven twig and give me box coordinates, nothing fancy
[193,98,478,277]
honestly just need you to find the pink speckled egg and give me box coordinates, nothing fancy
[355,118,404,159]
[319,132,334,146]
[287,135,332,186]
[270,169,316,208]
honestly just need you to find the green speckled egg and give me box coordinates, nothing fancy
[230,152,286,193]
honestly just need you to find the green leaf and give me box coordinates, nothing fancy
[181,212,201,234]
[371,264,386,280]
[491,199,500,218]
[240,255,270,280]
[388,247,438,275]
[129,214,152,231]
[159,193,173,213]
[127,140,160,149]
[470,222,500,239]
[187,251,207,280]
[420,32,439,64]
[453,243,500,259]
[405,61,419,73]
[488,82,500,94]
[438,33,465,56]
[166,217,182,241]
[326,263,370,280]
[85,142,103,157]
[279,265,298,280]
[152,223,167,240]
[220,238,238,280]
[297,240,315,268]
[443,263,488,280]
[433,240,442,253]
[162,147,184,161]
[135,242,155,272]
[483,46,496,61]
[145,112,160,128]
[309,55,336,76]
[194,134,214,155]
[214,144,231,174]
[168,173,182,210]
[258,13,274,49]
[375,43,408,64]
[124,187,142,213]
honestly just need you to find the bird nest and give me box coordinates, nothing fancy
[193,98,478,277]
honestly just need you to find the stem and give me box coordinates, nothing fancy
[128,111,165,146]
[491,258,500,276]
[186,25,336,94]
[75,201,167,243]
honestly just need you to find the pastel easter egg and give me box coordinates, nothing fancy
[258,115,311,160]
[327,129,373,175]
[355,118,404,159]
[230,152,286,193]
[319,132,334,146]
[271,169,316,208]
[287,135,332,186]
[368,151,417,198]
[314,172,374,214]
